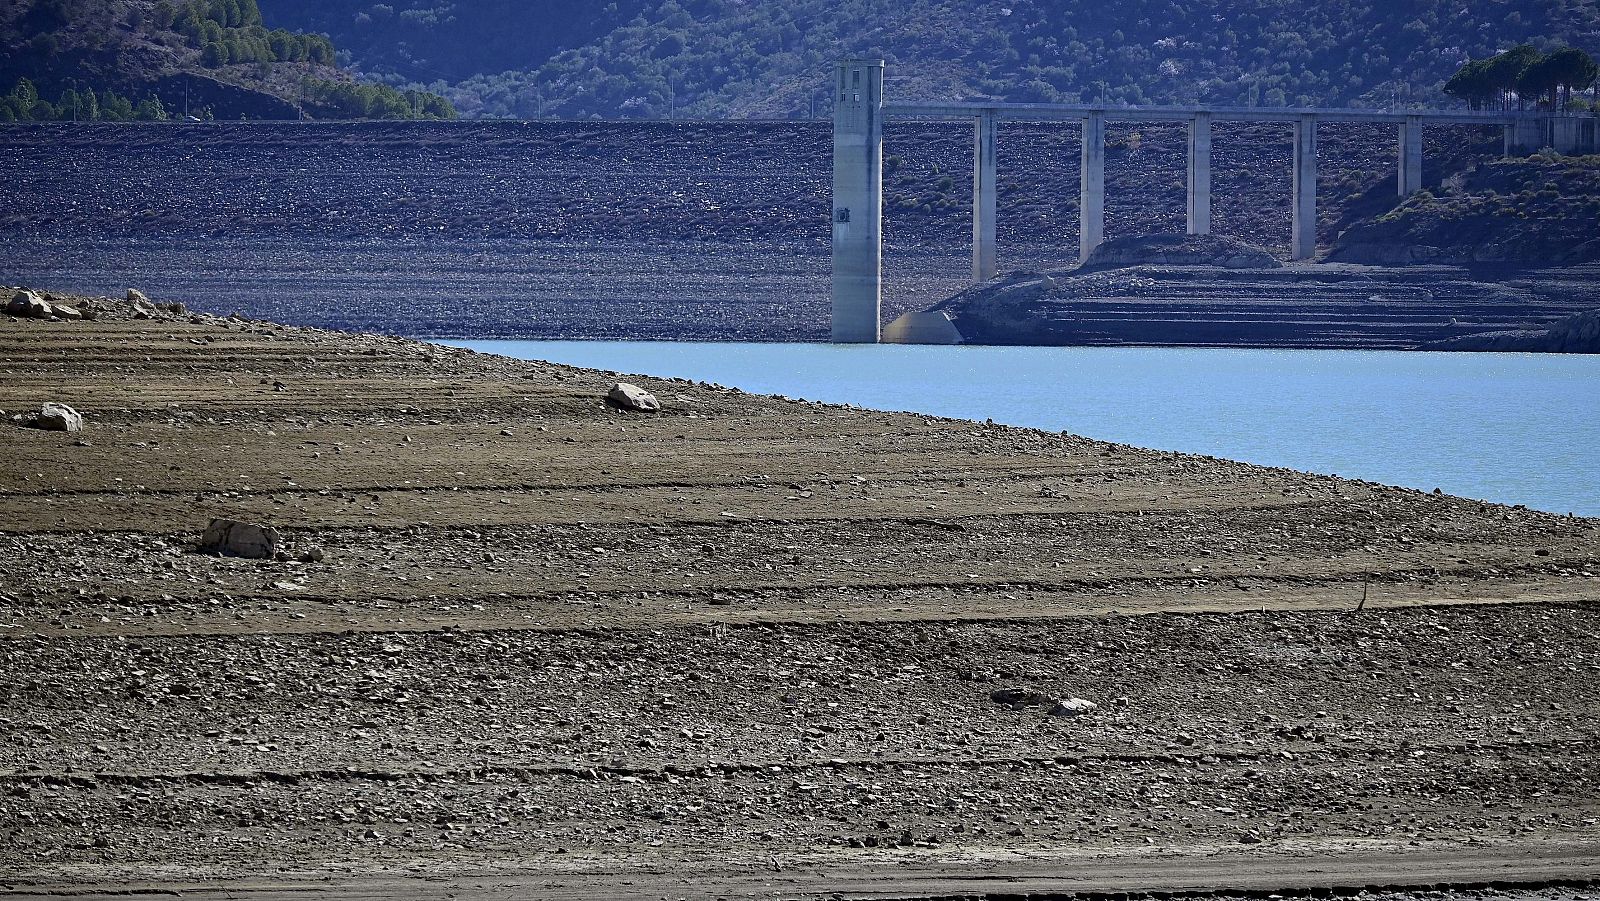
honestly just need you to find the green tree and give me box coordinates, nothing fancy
[201,41,229,66]
[1444,59,1497,109]
[9,78,39,117]
[1544,47,1599,109]
[134,96,170,120]
[1484,44,1542,109]
[100,90,135,120]
[1517,54,1563,108]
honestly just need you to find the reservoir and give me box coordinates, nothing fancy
[439,340,1600,518]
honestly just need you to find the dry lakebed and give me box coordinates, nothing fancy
[0,291,1597,899]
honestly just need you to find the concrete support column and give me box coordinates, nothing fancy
[1186,112,1212,235]
[1553,117,1580,154]
[1505,118,1542,156]
[1079,110,1106,263]
[972,111,998,282]
[830,58,885,344]
[1290,114,1317,262]
[1398,116,1423,196]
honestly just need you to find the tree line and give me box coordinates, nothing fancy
[299,79,456,120]
[1444,45,1599,111]
[150,0,337,68]
[0,78,178,121]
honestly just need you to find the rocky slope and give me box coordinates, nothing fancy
[1329,155,1600,265]
[253,0,1600,119]
[0,0,450,120]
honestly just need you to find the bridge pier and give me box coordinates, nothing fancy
[1505,119,1542,155]
[1398,116,1423,196]
[1080,110,1106,263]
[1187,113,1212,235]
[830,58,884,344]
[1291,114,1318,261]
[1553,118,1581,154]
[973,111,998,282]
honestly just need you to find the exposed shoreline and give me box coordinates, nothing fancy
[2,294,1598,898]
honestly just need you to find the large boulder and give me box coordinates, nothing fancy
[608,382,661,412]
[12,402,84,432]
[6,291,53,319]
[126,288,159,318]
[198,519,281,560]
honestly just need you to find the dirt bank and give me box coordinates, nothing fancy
[1,295,1597,899]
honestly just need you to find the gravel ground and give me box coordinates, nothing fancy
[0,297,1597,898]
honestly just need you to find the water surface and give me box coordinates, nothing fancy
[439,340,1600,517]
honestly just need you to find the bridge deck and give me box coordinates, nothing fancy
[884,101,1580,126]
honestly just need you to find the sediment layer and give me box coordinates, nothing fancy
[1,302,1597,898]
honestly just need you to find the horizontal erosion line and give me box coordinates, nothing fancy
[6,575,1581,643]
[0,499,1337,537]
[0,467,1196,501]
[868,877,1600,901]
[6,737,1589,789]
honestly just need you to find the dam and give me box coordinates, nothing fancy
[830,58,1600,343]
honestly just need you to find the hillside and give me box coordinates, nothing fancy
[256,0,1600,119]
[0,0,454,120]
[1329,153,1600,264]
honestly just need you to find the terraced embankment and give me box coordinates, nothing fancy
[2,300,1598,899]
[940,262,1600,348]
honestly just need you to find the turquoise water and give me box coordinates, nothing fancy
[439,341,1600,517]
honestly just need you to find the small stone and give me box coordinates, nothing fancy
[301,547,325,563]
[608,382,661,412]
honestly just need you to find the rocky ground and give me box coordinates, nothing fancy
[1,291,1598,898]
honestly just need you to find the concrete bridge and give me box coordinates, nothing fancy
[831,58,1600,343]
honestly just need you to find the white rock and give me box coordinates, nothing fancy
[1048,697,1098,716]
[28,402,85,432]
[608,382,661,412]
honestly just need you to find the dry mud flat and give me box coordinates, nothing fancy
[1,298,1598,899]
